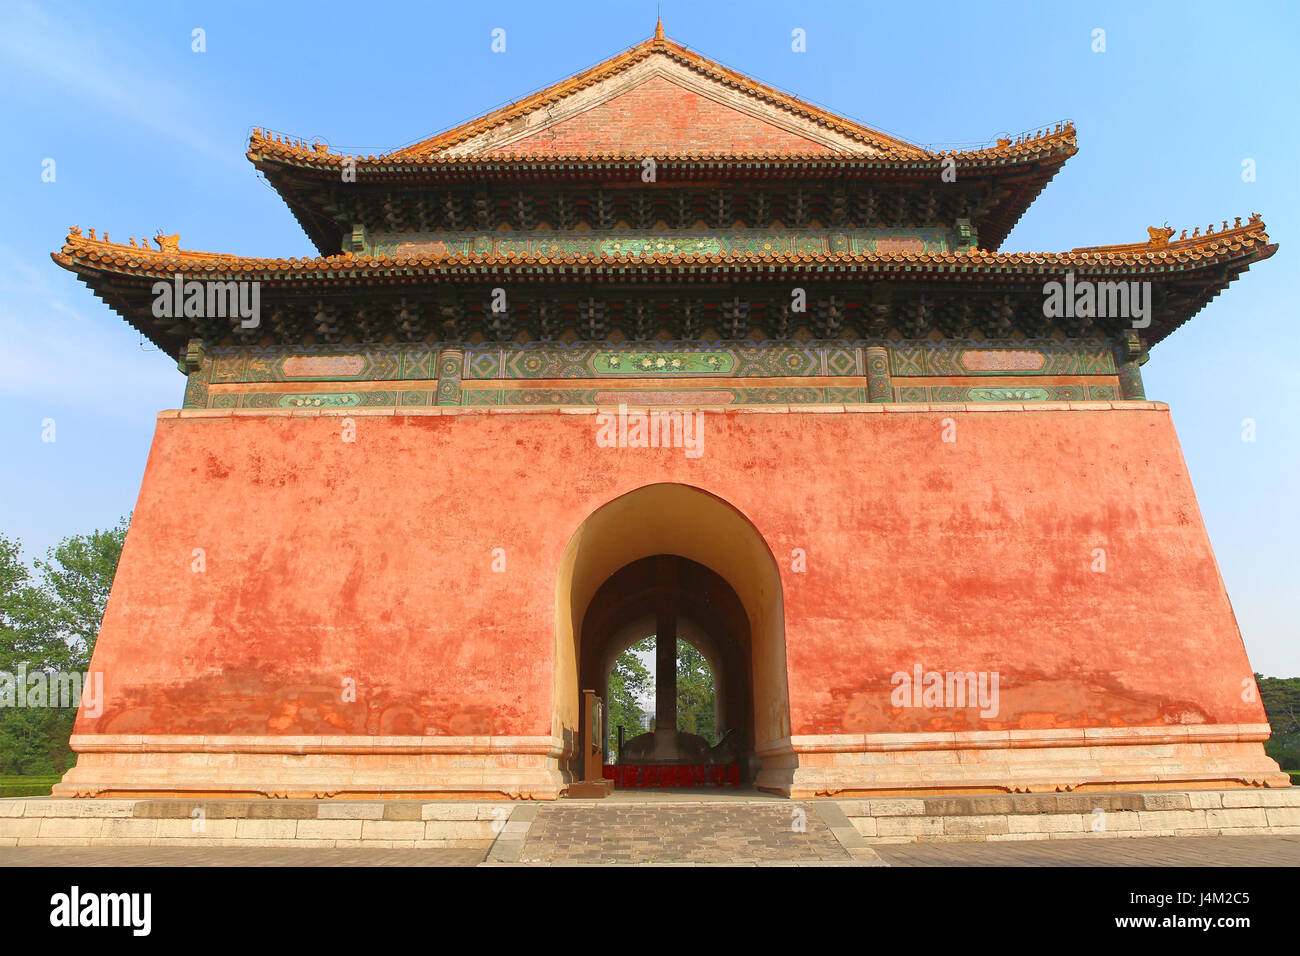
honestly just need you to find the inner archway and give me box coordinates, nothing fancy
[553,483,793,794]
[584,555,753,777]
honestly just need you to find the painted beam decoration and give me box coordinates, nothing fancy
[374,227,949,260]
[181,340,1122,409]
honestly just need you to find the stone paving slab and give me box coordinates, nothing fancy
[574,788,788,804]
[872,834,1300,867]
[4,789,1296,852]
[4,835,1297,867]
[516,803,857,865]
[838,788,1300,842]
[0,846,487,867]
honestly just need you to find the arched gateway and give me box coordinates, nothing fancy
[50,23,1286,801]
[554,484,794,795]
[585,556,751,775]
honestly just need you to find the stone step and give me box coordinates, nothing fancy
[0,798,513,848]
[838,788,1300,843]
[2,788,1295,850]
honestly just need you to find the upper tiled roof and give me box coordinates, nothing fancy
[246,24,1077,254]
[249,126,1076,170]
[248,124,1077,256]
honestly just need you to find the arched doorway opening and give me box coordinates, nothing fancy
[553,483,792,794]
[585,555,753,777]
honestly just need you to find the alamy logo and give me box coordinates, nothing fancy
[1042,272,1150,329]
[890,664,1000,718]
[151,274,260,328]
[0,665,102,717]
[50,886,151,936]
[594,403,704,459]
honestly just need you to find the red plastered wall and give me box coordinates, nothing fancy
[77,407,1264,739]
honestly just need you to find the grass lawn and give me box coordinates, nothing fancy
[0,775,60,798]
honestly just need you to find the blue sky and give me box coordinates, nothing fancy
[1,1,1296,673]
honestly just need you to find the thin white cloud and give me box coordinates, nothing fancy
[0,1,239,169]
[0,248,179,418]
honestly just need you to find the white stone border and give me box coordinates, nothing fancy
[755,723,1273,756]
[69,733,565,755]
[164,401,1168,421]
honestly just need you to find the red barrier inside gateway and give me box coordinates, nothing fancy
[604,765,741,788]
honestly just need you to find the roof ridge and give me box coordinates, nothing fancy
[1071,214,1267,254]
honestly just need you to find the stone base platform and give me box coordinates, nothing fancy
[764,728,1290,797]
[4,788,1300,850]
[841,788,1300,843]
[0,798,513,849]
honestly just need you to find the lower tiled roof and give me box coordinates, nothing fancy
[54,216,1271,280]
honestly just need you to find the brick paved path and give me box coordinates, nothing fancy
[873,835,1300,867]
[516,803,850,864]
[5,835,1297,867]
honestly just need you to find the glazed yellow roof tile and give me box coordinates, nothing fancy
[54,216,1272,277]
[247,125,1078,169]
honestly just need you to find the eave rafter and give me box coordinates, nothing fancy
[50,216,1275,355]
[250,130,1078,256]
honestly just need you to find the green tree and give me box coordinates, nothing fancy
[0,517,129,774]
[607,637,652,758]
[1257,673,1300,772]
[0,535,32,659]
[605,636,719,757]
[0,535,68,773]
[32,517,129,669]
[676,639,716,743]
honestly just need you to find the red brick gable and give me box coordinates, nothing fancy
[487,74,837,156]
[391,28,923,158]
